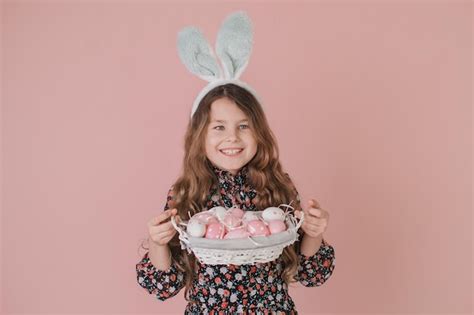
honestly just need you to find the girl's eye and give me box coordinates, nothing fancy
[213,125,250,130]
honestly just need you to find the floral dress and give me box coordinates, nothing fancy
[136,164,336,314]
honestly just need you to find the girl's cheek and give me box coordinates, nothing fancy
[209,136,223,146]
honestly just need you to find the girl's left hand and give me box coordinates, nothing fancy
[295,199,329,238]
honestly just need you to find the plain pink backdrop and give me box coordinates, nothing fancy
[1,1,472,314]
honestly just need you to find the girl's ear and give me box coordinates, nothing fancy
[215,11,253,80]
[177,26,223,82]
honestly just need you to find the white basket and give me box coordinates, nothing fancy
[171,210,304,265]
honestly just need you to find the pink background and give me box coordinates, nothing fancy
[1,1,472,314]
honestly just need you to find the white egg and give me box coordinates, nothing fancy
[187,220,206,237]
[262,207,285,221]
[209,206,228,221]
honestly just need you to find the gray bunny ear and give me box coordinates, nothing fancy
[177,27,222,82]
[216,11,253,80]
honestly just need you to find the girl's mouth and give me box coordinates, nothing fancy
[220,149,243,156]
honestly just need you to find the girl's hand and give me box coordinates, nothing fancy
[147,208,180,246]
[295,199,329,238]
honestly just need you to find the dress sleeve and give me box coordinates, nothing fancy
[295,238,336,287]
[136,251,186,301]
[135,186,187,301]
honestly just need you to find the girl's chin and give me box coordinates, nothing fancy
[217,161,245,172]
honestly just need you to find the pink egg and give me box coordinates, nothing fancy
[246,220,270,236]
[205,222,225,239]
[192,212,218,224]
[229,207,245,218]
[223,214,242,230]
[267,220,287,234]
[224,227,250,239]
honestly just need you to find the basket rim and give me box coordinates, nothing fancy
[170,209,304,252]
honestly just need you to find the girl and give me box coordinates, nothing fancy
[136,83,336,314]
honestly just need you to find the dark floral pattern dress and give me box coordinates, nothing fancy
[136,164,336,314]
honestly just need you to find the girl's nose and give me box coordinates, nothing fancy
[225,129,240,141]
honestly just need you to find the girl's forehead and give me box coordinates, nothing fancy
[210,99,249,122]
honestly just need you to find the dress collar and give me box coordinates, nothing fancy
[210,163,249,182]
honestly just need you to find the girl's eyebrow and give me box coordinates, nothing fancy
[211,119,249,123]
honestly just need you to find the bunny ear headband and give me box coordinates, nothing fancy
[177,11,262,118]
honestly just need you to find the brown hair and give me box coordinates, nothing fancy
[149,83,304,302]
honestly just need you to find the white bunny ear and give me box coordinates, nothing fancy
[216,11,253,80]
[177,26,222,82]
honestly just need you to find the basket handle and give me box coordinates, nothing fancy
[294,211,304,230]
[170,216,191,249]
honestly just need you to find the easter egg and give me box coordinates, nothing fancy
[187,220,206,237]
[224,227,250,239]
[209,206,228,221]
[242,211,260,222]
[192,211,218,224]
[223,213,242,230]
[262,207,285,221]
[229,207,245,218]
[205,222,225,239]
[267,220,287,234]
[246,220,270,236]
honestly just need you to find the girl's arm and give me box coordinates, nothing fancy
[300,233,323,257]
[295,209,335,287]
[136,186,186,301]
[284,173,336,287]
[148,240,172,270]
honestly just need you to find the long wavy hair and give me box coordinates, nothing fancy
[144,83,304,303]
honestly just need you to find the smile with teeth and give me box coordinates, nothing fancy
[220,149,243,156]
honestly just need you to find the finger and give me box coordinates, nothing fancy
[308,199,321,209]
[157,228,177,240]
[308,208,325,218]
[294,210,303,219]
[151,228,176,244]
[152,233,176,245]
[150,220,175,234]
[304,215,327,226]
[303,220,324,230]
[148,208,177,226]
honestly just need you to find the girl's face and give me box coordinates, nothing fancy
[205,97,257,175]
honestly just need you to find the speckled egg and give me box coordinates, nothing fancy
[224,227,250,239]
[205,222,225,239]
[267,220,287,234]
[246,220,270,236]
[209,206,228,221]
[187,220,207,237]
[223,213,242,230]
[192,211,218,224]
[242,211,260,222]
[262,207,285,221]
[229,207,245,218]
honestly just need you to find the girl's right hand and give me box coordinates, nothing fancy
[147,208,180,246]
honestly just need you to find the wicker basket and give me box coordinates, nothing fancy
[171,210,304,265]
